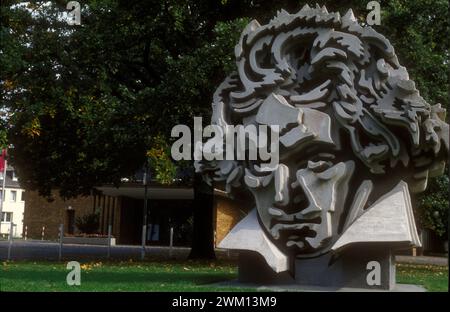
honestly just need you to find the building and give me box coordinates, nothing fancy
[22,165,248,246]
[23,180,245,247]
[0,166,26,238]
[22,166,198,245]
[24,183,195,245]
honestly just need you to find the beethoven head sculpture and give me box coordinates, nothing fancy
[196,5,449,258]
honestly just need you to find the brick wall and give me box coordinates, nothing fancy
[25,188,252,244]
[23,190,95,240]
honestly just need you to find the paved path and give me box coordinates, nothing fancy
[214,281,426,292]
[0,240,446,266]
[0,240,235,261]
[396,255,448,266]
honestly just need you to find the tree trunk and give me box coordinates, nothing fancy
[188,172,216,259]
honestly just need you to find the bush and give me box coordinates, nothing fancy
[75,212,100,234]
[416,172,449,238]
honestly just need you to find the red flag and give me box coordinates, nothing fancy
[0,149,6,172]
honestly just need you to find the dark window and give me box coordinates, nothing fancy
[1,212,12,222]
[66,210,75,234]
[10,190,17,202]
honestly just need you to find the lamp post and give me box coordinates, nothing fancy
[0,148,7,228]
[141,165,149,260]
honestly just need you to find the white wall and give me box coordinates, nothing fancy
[0,187,25,238]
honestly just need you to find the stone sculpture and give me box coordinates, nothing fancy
[196,5,449,290]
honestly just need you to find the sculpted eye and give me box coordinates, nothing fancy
[307,160,333,173]
[304,153,336,173]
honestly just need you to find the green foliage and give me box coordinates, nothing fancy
[75,212,100,234]
[417,172,449,238]
[0,121,6,148]
[379,0,449,109]
[1,1,249,198]
[146,135,177,184]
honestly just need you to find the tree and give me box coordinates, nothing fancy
[1,0,250,197]
[416,171,449,238]
[189,173,215,259]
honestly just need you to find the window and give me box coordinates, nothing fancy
[11,190,17,202]
[1,212,12,222]
[21,191,25,201]
[12,171,18,182]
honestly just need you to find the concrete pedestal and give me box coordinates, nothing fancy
[239,247,396,290]
[238,251,294,284]
[295,246,395,290]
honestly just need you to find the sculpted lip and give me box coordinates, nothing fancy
[271,223,318,240]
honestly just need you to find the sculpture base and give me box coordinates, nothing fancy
[295,246,395,290]
[238,251,294,284]
[213,280,425,292]
[239,246,396,290]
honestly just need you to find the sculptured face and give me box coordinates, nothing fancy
[242,92,355,256]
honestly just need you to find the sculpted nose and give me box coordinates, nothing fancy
[274,164,290,206]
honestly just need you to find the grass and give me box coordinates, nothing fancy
[0,259,249,292]
[1,260,447,292]
[396,263,448,292]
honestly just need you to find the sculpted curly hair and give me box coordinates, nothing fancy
[206,4,448,194]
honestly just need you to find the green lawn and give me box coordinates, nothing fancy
[1,260,447,292]
[396,263,448,292]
